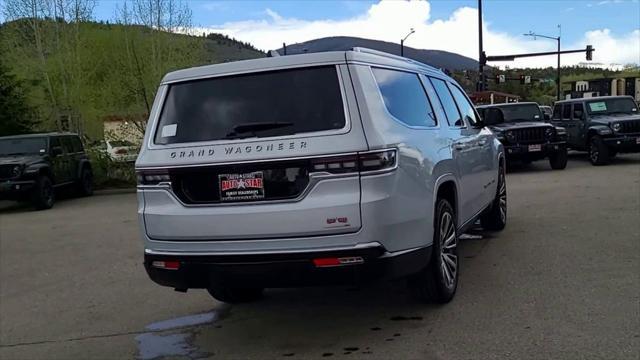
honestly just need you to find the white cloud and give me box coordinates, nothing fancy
[197,0,640,68]
[201,2,227,12]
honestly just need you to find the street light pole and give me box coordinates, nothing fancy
[557,33,561,100]
[478,0,485,91]
[524,26,561,100]
[400,28,415,57]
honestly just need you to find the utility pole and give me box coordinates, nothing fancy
[478,0,485,91]
[524,26,561,100]
[400,28,415,57]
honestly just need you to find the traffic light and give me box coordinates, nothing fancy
[586,45,593,61]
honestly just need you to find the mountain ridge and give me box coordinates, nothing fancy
[275,36,479,70]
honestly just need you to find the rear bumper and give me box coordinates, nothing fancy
[503,141,565,159]
[144,245,431,289]
[603,135,640,153]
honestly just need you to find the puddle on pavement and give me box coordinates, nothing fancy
[145,312,219,331]
[136,309,226,359]
[135,333,198,360]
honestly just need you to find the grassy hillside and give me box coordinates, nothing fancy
[0,19,265,140]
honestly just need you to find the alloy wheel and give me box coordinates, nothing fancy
[590,142,599,163]
[498,169,507,224]
[439,210,458,289]
[43,183,53,206]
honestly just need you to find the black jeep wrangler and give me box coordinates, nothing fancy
[0,133,93,209]
[477,102,568,170]
[550,96,640,165]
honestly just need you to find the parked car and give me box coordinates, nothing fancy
[476,102,568,169]
[106,140,139,162]
[136,48,506,304]
[0,133,93,209]
[539,105,553,119]
[550,96,640,165]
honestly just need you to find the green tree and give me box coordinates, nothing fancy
[0,60,37,136]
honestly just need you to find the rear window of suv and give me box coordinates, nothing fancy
[154,66,346,145]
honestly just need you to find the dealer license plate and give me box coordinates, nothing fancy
[219,172,265,202]
[528,144,542,152]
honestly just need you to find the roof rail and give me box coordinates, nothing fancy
[351,47,437,71]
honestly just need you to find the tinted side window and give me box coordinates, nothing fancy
[562,104,572,120]
[60,137,74,153]
[50,137,60,150]
[447,83,478,126]
[553,105,561,119]
[430,78,462,127]
[371,68,436,127]
[573,103,584,120]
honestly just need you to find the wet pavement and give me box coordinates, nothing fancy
[1,153,639,359]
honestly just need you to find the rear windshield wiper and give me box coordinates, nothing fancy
[225,122,294,139]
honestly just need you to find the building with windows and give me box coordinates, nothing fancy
[565,77,640,101]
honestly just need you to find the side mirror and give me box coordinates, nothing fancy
[473,117,485,129]
[51,146,63,156]
[574,110,584,120]
[543,113,551,121]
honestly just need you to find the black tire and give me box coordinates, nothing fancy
[480,164,507,231]
[408,198,458,304]
[32,175,55,210]
[589,136,610,166]
[207,285,264,304]
[549,147,568,170]
[77,167,94,196]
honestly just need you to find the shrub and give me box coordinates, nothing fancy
[86,146,136,188]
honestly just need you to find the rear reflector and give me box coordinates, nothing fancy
[151,260,180,270]
[313,257,364,268]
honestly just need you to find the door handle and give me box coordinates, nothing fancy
[454,144,465,151]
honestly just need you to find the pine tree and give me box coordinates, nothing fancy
[0,60,38,136]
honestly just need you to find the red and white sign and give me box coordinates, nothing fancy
[219,172,265,201]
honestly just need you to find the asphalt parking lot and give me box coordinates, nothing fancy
[1,153,639,360]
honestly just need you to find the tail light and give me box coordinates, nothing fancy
[310,149,397,175]
[136,169,171,185]
[358,149,397,172]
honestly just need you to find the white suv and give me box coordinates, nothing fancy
[136,48,506,304]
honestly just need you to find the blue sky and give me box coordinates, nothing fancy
[91,0,639,45]
[9,0,640,67]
